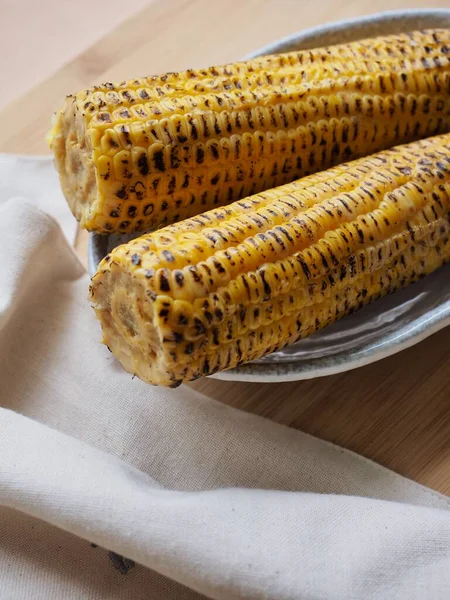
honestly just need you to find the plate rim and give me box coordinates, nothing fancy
[243,8,450,58]
[211,290,450,382]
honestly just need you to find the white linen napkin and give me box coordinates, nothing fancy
[0,158,449,600]
[0,154,77,242]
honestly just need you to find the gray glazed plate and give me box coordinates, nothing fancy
[89,9,450,383]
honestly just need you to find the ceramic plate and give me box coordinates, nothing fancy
[89,9,450,383]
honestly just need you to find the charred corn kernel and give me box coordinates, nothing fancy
[50,29,450,234]
[90,134,450,386]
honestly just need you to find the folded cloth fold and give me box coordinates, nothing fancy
[0,165,449,600]
[0,154,77,242]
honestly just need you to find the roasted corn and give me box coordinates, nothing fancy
[90,134,450,386]
[50,29,450,233]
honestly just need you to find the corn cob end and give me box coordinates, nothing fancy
[48,97,98,230]
[90,261,180,387]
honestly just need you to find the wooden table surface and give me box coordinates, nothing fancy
[1,0,449,494]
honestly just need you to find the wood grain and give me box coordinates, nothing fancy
[1,0,449,494]
[0,0,151,112]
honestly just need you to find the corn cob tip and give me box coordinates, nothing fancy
[50,97,98,229]
[91,263,175,386]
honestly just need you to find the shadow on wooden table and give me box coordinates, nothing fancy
[191,328,450,491]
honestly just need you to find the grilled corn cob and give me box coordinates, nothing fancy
[90,134,450,386]
[50,29,450,234]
